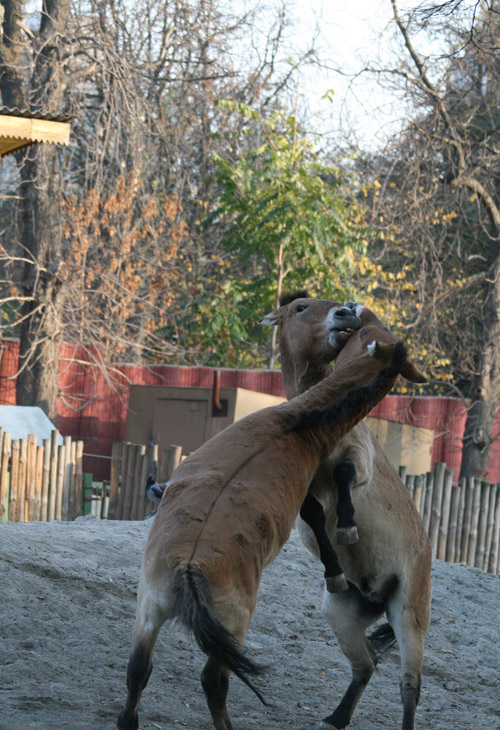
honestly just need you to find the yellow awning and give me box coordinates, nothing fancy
[0,107,71,157]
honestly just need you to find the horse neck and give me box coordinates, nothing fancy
[280,338,332,400]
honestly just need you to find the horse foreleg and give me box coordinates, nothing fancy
[332,459,358,545]
[300,493,348,593]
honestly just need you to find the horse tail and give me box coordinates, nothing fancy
[369,622,397,653]
[173,564,268,705]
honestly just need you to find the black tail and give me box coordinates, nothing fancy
[173,565,268,704]
[369,622,397,653]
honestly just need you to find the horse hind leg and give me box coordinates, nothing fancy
[117,577,174,730]
[317,585,384,730]
[201,657,235,730]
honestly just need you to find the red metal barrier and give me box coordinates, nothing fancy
[1,338,499,483]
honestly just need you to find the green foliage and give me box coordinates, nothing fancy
[191,102,355,366]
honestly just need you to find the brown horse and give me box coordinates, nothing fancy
[261,293,432,730]
[117,316,419,730]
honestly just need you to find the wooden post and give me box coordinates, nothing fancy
[122,444,138,521]
[165,445,183,479]
[437,468,453,561]
[107,442,122,520]
[48,431,59,521]
[454,478,466,562]
[405,474,415,500]
[9,440,20,521]
[488,485,500,574]
[398,464,407,482]
[475,481,492,569]
[55,443,66,521]
[144,443,158,516]
[0,431,9,521]
[422,471,434,534]
[117,443,133,520]
[62,435,72,520]
[66,439,77,520]
[460,477,475,563]
[466,478,481,567]
[18,437,27,522]
[413,474,424,513]
[131,444,146,520]
[35,445,44,520]
[24,434,37,521]
[483,483,498,572]
[429,462,445,555]
[40,438,51,521]
[445,484,461,563]
[75,441,84,518]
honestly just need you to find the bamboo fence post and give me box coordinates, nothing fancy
[437,469,453,561]
[62,435,72,520]
[25,434,37,521]
[131,444,146,520]
[418,476,427,520]
[454,478,466,561]
[406,474,415,500]
[429,462,445,555]
[117,443,133,520]
[67,439,77,520]
[144,443,158,516]
[0,431,9,521]
[40,438,51,521]
[18,437,27,522]
[55,443,66,521]
[75,441,84,518]
[413,474,424,513]
[35,445,44,520]
[422,472,434,534]
[444,485,460,563]
[475,481,492,569]
[466,478,482,567]
[108,442,122,520]
[398,465,407,482]
[483,484,498,572]
[460,477,476,563]
[165,445,183,479]
[488,485,500,573]
[9,440,20,521]
[445,484,461,563]
[122,444,138,520]
[48,431,59,521]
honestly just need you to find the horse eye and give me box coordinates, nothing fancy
[296,304,307,313]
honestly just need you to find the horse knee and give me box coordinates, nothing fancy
[333,458,356,487]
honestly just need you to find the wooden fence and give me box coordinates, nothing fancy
[0,429,84,522]
[109,444,500,576]
[399,462,500,575]
[107,442,183,521]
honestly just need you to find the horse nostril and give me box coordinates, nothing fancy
[335,307,352,317]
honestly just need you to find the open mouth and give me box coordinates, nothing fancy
[332,327,355,340]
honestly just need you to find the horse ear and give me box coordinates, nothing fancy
[260,308,282,326]
[401,360,428,384]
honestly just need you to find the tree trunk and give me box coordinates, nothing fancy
[460,242,500,479]
[16,145,65,420]
[0,0,70,420]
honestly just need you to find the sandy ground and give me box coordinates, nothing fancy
[1,516,499,730]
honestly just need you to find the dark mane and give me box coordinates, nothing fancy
[279,290,309,307]
[286,342,408,433]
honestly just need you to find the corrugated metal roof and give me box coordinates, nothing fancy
[0,106,71,157]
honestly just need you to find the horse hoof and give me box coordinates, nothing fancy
[336,526,359,545]
[325,574,348,593]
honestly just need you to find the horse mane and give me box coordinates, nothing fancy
[286,342,408,433]
[279,290,309,307]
